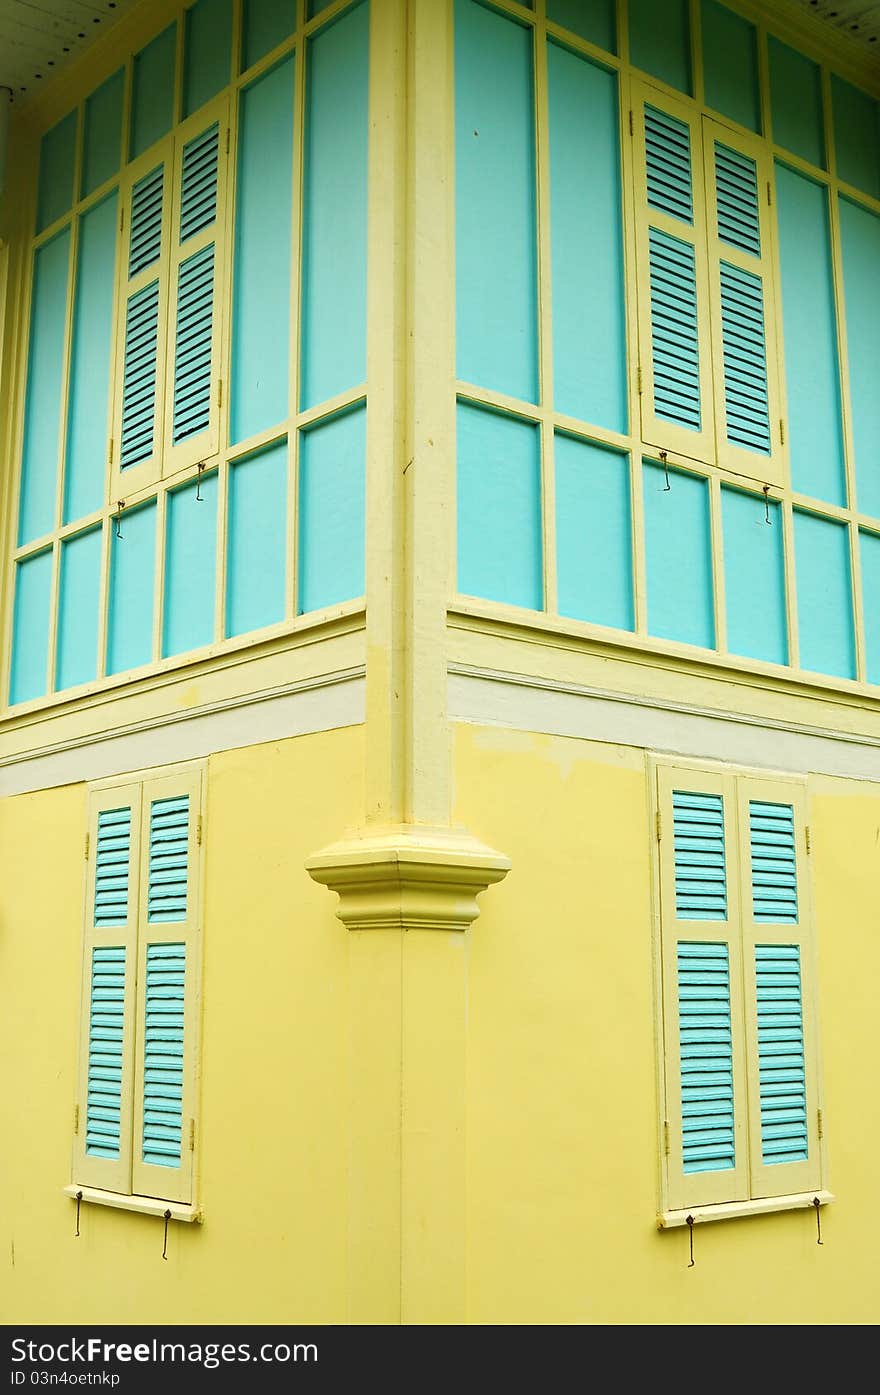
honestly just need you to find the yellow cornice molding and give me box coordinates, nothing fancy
[305,825,510,932]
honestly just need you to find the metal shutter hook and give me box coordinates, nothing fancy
[660,449,671,492]
[686,1214,695,1267]
[75,1190,82,1238]
[196,462,206,502]
[162,1209,172,1261]
[813,1196,823,1245]
[763,484,772,525]
[115,501,125,540]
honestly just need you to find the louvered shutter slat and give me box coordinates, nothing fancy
[749,800,798,922]
[645,106,694,223]
[719,262,771,454]
[142,943,186,1167]
[649,230,702,431]
[120,281,159,469]
[673,791,727,919]
[678,942,736,1173]
[94,807,132,926]
[715,143,761,257]
[128,165,164,277]
[85,946,126,1157]
[148,795,190,922]
[172,245,214,444]
[755,945,808,1164]
[180,124,219,243]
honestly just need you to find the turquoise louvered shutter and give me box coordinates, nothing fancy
[677,942,735,1175]
[128,164,164,277]
[117,159,169,476]
[749,800,798,922]
[754,944,808,1165]
[120,281,160,469]
[173,245,215,443]
[672,789,727,920]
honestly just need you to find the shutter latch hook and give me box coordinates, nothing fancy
[686,1213,695,1267]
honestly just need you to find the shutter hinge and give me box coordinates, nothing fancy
[196,815,203,847]
[189,1118,196,1152]
[817,1108,823,1140]
[780,418,785,446]
[84,831,90,861]
[805,825,812,855]
[629,108,634,136]
[655,809,662,842]
[767,179,772,207]
[73,1104,80,1136]
[637,364,643,396]
[664,1121,670,1156]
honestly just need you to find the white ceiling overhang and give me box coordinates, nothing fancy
[0,0,141,103]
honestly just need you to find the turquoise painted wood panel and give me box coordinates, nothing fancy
[629,0,691,95]
[37,111,77,233]
[861,531,880,685]
[457,402,542,610]
[547,0,616,53]
[298,405,366,613]
[555,434,633,630]
[10,551,53,705]
[701,1,759,133]
[677,942,735,1173]
[754,944,808,1164]
[775,166,845,506]
[162,473,218,657]
[142,942,186,1166]
[839,197,880,520]
[95,808,133,927]
[768,39,824,169]
[673,791,727,920]
[300,2,369,410]
[794,510,855,679]
[455,0,538,403]
[226,439,288,637]
[184,0,233,118]
[107,500,157,675]
[82,69,125,198]
[131,25,177,159]
[721,486,787,666]
[231,57,294,444]
[548,44,627,433]
[242,0,296,70]
[832,77,880,199]
[148,798,190,922]
[64,193,118,525]
[19,228,71,546]
[644,461,714,649]
[56,525,103,691]
[85,945,127,1158]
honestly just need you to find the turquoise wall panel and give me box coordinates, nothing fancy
[107,501,157,675]
[10,551,53,705]
[65,193,118,525]
[56,526,103,691]
[839,197,880,520]
[629,0,690,95]
[82,69,124,197]
[701,1,759,133]
[457,402,542,610]
[226,440,288,637]
[774,165,845,507]
[231,56,294,445]
[832,77,880,199]
[131,25,177,159]
[298,406,366,613]
[242,0,296,70]
[860,531,880,686]
[548,44,626,433]
[162,474,218,657]
[184,0,233,117]
[19,229,71,546]
[455,0,538,403]
[300,2,369,410]
[721,487,787,666]
[555,435,632,630]
[644,462,714,649]
[547,0,616,52]
[768,39,824,169]
[37,112,77,233]
[794,511,855,679]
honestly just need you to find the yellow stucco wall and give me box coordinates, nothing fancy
[1,725,362,1324]
[454,722,880,1325]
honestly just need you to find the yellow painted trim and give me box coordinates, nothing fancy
[659,1188,834,1228]
[63,1184,202,1224]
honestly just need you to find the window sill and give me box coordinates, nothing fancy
[64,1184,203,1223]
[658,1189,834,1229]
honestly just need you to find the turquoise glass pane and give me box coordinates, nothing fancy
[107,501,157,675]
[300,1,369,409]
[775,165,845,507]
[298,405,366,613]
[82,69,125,197]
[231,56,294,443]
[721,487,787,666]
[242,0,296,70]
[832,77,880,199]
[457,401,542,610]
[644,461,713,649]
[162,474,218,657]
[65,193,118,524]
[555,435,632,630]
[19,228,70,546]
[861,531,880,687]
[794,511,855,679]
[10,551,53,705]
[131,25,177,159]
[184,0,233,117]
[226,439,288,637]
[768,39,824,169]
[548,44,626,433]
[37,112,77,233]
[455,0,538,403]
[629,0,691,95]
[701,0,759,133]
[547,0,616,53]
[839,197,880,521]
[56,526,103,691]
